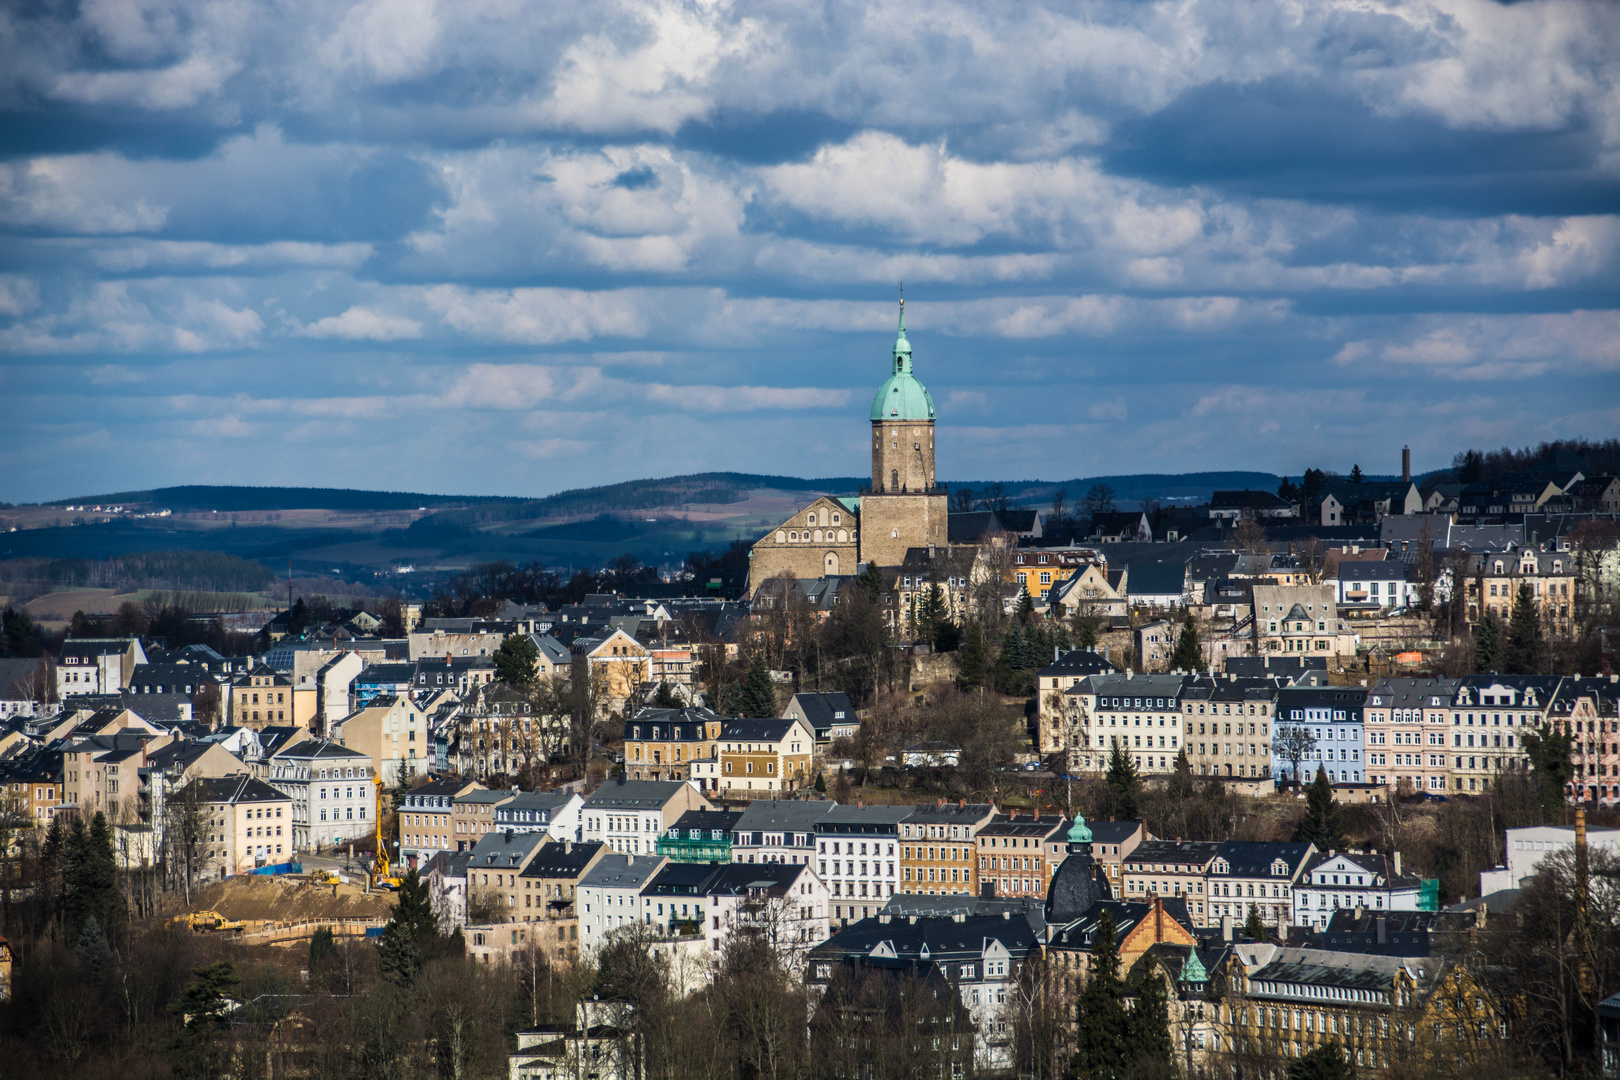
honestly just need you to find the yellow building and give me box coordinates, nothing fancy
[899,801,996,895]
[331,694,430,786]
[716,716,816,796]
[623,706,724,783]
[570,628,651,713]
[232,664,295,730]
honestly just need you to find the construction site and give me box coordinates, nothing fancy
[167,872,397,946]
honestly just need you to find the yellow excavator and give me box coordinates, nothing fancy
[370,772,401,891]
[170,909,246,934]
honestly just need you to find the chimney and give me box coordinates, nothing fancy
[1154,896,1164,942]
[1393,851,1402,878]
[1353,902,1364,921]
[1221,915,1233,942]
[1376,918,1387,944]
[1402,446,1411,483]
[958,798,965,810]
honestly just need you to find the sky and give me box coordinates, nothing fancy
[1,0,1617,504]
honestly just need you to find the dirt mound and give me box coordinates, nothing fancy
[189,875,396,923]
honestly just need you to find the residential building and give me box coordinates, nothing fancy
[1047,562,1128,619]
[894,544,978,628]
[137,737,251,840]
[1550,677,1620,804]
[704,861,829,972]
[1179,676,1279,786]
[518,840,607,960]
[465,829,554,923]
[1251,584,1358,661]
[423,850,472,932]
[405,618,516,662]
[398,778,482,864]
[1035,648,1119,756]
[508,1000,643,1080]
[581,778,713,855]
[783,691,860,744]
[716,716,816,795]
[974,810,1067,901]
[1292,851,1428,929]
[55,638,146,698]
[492,790,584,841]
[1447,675,1553,794]
[452,788,516,851]
[571,628,652,713]
[62,726,173,819]
[1121,840,1221,922]
[807,909,1043,1073]
[579,852,667,947]
[816,804,909,922]
[732,799,834,865]
[1362,678,1458,795]
[621,706,723,784]
[1125,562,1189,609]
[1333,560,1418,609]
[1067,673,1187,776]
[265,739,376,851]
[657,809,741,864]
[1091,512,1154,544]
[1470,547,1578,635]
[231,665,295,730]
[330,694,430,786]
[1274,686,1368,785]
[1210,490,1298,521]
[900,801,996,895]
[186,774,294,878]
[1204,841,1314,929]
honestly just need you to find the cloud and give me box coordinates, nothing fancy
[300,305,423,341]
[1333,311,1620,380]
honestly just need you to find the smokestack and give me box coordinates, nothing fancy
[1154,896,1164,942]
[1393,851,1402,878]
[1401,446,1411,483]
[1221,915,1233,942]
[1376,918,1387,944]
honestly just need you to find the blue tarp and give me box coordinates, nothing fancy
[252,861,303,876]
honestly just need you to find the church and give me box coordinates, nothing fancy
[747,298,950,593]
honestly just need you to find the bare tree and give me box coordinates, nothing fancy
[1081,483,1116,518]
[1290,536,1327,585]
[164,778,208,903]
[1271,724,1318,788]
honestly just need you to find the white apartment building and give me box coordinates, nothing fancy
[816,805,908,924]
[267,739,376,852]
[579,853,667,947]
[1480,824,1620,894]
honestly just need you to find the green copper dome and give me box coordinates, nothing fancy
[1067,814,1092,845]
[869,298,937,422]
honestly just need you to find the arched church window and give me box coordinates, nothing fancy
[776,531,785,543]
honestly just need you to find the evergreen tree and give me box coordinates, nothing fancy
[76,915,113,980]
[1294,768,1347,849]
[1169,613,1202,672]
[1523,727,1576,820]
[492,633,540,688]
[308,925,337,974]
[856,562,886,603]
[169,960,242,1080]
[1245,903,1266,942]
[1015,585,1035,623]
[379,867,442,985]
[1072,908,1130,1080]
[1127,968,1174,1071]
[1106,746,1141,820]
[813,772,827,794]
[1286,1042,1356,1080]
[1167,749,1195,801]
[734,652,779,717]
[651,681,683,707]
[1504,582,1543,674]
[1349,465,1363,484]
[63,811,123,942]
[957,624,988,689]
[1473,609,1504,673]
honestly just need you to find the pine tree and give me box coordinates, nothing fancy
[1167,749,1195,800]
[813,772,827,794]
[1473,609,1504,673]
[1072,908,1130,1080]
[1294,768,1347,849]
[957,624,988,689]
[1106,745,1141,820]
[1504,582,1543,674]
[1169,613,1202,672]
[1245,903,1266,942]
[170,960,242,1079]
[734,652,779,717]
[1016,585,1035,623]
[856,562,885,603]
[308,925,337,974]
[1128,968,1174,1070]
[492,633,540,688]
[379,867,442,985]
[1286,1042,1357,1080]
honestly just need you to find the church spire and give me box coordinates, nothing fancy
[893,288,912,374]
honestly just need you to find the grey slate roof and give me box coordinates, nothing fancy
[733,799,836,834]
[583,779,695,810]
[580,852,665,891]
[1037,649,1120,680]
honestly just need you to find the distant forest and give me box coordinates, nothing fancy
[1450,438,1620,483]
[0,550,277,594]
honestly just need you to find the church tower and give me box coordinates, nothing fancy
[857,297,948,568]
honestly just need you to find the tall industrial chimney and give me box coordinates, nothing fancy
[1401,446,1411,483]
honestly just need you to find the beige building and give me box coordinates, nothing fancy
[188,774,295,877]
[232,665,296,730]
[331,694,431,786]
[571,628,651,713]
[716,716,816,796]
[63,724,174,819]
[748,298,949,592]
[623,706,723,784]
[453,788,515,851]
[1470,548,1577,634]
[1251,584,1358,661]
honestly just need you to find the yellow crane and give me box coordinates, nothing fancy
[371,771,401,891]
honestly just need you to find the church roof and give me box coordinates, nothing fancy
[869,298,936,422]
